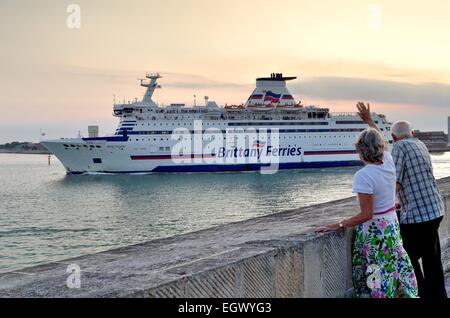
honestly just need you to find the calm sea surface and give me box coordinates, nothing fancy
[1,152,449,273]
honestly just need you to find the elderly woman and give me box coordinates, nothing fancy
[317,102,418,298]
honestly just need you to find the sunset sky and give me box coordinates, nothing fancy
[0,0,449,143]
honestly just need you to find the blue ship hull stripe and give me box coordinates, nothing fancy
[82,136,129,142]
[67,160,363,174]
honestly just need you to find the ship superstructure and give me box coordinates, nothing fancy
[42,73,393,174]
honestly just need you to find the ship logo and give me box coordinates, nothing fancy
[253,140,266,148]
[264,91,281,103]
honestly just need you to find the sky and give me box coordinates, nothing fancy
[0,0,449,143]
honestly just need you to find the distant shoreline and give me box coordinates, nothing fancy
[0,142,51,155]
[0,150,51,155]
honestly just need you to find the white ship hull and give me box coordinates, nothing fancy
[42,138,363,174]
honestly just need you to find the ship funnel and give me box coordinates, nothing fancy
[245,73,298,108]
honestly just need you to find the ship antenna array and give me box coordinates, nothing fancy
[146,72,161,79]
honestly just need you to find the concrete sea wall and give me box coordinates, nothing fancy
[1,178,449,298]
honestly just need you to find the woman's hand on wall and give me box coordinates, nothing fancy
[315,223,342,233]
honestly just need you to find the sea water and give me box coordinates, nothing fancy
[1,152,449,272]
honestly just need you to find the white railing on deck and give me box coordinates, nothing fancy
[330,112,359,117]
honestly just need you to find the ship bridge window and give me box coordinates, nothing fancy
[93,158,102,164]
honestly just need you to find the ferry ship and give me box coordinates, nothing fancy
[41,73,393,174]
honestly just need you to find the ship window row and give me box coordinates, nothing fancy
[63,144,102,149]
[117,128,365,135]
[119,121,344,127]
[128,134,363,142]
[228,122,329,126]
[120,122,229,127]
[173,134,360,141]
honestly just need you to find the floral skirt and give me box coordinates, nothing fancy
[352,214,419,298]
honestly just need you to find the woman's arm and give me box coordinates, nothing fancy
[342,193,374,227]
[316,193,374,232]
[356,102,381,133]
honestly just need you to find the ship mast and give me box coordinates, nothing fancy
[140,73,161,104]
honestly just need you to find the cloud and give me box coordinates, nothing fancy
[58,66,251,90]
[291,76,450,109]
[156,72,251,90]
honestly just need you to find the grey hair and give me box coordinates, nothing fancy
[391,120,413,138]
[355,128,387,163]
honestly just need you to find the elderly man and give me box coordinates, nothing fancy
[390,120,446,299]
[357,102,447,299]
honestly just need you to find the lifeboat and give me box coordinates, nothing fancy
[276,103,304,110]
[224,104,245,111]
[246,103,276,111]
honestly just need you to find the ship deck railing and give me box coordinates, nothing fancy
[329,112,359,117]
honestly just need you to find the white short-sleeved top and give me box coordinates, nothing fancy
[352,151,396,214]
